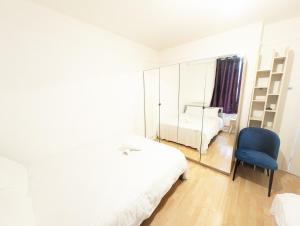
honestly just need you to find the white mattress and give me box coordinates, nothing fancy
[271,193,300,226]
[29,136,187,226]
[160,114,224,153]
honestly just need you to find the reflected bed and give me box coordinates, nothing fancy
[160,106,224,153]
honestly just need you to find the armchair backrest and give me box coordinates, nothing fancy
[238,127,280,160]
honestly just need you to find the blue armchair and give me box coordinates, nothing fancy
[232,127,280,197]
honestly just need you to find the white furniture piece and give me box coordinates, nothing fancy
[160,107,224,153]
[0,156,36,226]
[271,193,300,226]
[228,116,237,134]
[29,136,187,226]
[248,49,290,132]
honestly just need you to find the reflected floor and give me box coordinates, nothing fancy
[160,132,235,173]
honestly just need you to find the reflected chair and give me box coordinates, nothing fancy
[232,127,280,197]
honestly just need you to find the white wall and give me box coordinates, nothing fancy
[261,17,300,175]
[0,1,158,225]
[159,22,263,130]
[144,70,159,138]
[0,0,158,167]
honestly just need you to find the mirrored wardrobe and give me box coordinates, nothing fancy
[143,55,244,174]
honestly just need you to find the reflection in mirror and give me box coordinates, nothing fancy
[176,61,213,161]
[143,55,244,174]
[159,65,179,143]
[162,56,243,174]
[144,69,159,139]
[201,56,243,173]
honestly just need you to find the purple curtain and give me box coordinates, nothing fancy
[210,57,243,114]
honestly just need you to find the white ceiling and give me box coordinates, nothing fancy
[32,0,300,50]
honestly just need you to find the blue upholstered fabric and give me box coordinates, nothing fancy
[235,127,280,170]
[235,148,278,170]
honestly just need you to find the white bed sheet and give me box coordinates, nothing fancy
[0,156,36,226]
[0,156,28,194]
[29,136,187,226]
[271,193,300,226]
[160,113,224,153]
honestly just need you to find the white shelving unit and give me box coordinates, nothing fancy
[248,49,290,132]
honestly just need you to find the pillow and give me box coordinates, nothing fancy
[0,190,36,226]
[204,108,220,117]
[0,156,28,195]
[185,106,203,117]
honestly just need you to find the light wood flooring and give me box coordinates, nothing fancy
[161,132,236,173]
[142,160,300,226]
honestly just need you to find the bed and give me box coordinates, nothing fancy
[160,105,224,153]
[271,193,300,226]
[0,156,36,226]
[29,136,187,226]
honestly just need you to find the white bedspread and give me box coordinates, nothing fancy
[29,136,187,226]
[0,156,36,226]
[271,193,300,226]
[160,114,223,153]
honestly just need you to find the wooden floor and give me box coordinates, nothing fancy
[161,132,236,173]
[142,160,300,226]
[201,132,235,173]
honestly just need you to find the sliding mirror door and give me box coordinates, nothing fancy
[177,61,207,161]
[144,69,159,139]
[143,55,244,174]
[159,65,180,145]
[200,56,244,173]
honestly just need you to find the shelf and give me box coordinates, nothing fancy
[255,70,270,87]
[252,100,265,102]
[272,72,283,76]
[249,50,289,131]
[263,126,274,130]
[257,69,271,73]
[253,88,268,102]
[273,57,286,73]
[254,86,268,89]
[250,117,263,121]
[273,56,286,61]
[269,75,282,94]
[249,120,262,128]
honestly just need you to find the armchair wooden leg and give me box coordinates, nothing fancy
[267,169,270,176]
[268,170,274,197]
[232,159,240,181]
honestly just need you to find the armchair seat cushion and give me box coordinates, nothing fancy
[236,148,278,170]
